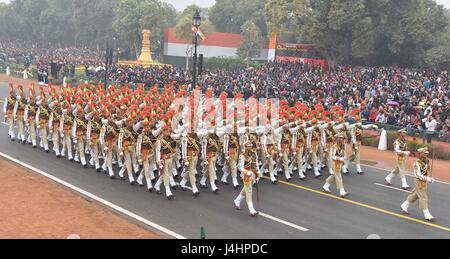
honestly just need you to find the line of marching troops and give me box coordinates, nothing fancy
[3,83,436,220]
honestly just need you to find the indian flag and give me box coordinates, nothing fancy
[192,26,207,40]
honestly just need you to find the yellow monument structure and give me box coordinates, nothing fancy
[119,29,166,67]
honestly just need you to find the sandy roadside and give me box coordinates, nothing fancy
[0,157,163,239]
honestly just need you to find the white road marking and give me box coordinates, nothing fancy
[258,212,309,232]
[181,185,309,232]
[374,183,412,194]
[0,151,186,239]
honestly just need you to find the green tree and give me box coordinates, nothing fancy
[11,0,49,41]
[238,21,264,66]
[0,3,28,40]
[264,0,449,68]
[209,0,267,35]
[113,0,176,59]
[174,5,213,68]
[423,26,450,70]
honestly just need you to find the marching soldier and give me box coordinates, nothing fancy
[234,136,260,217]
[322,112,336,175]
[385,129,410,190]
[261,119,279,183]
[199,115,221,193]
[136,115,157,192]
[222,123,242,188]
[401,147,436,221]
[13,85,27,143]
[155,114,178,199]
[306,111,322,178]
[49,97,62,157]
[117,113,137,184]
[4,84,16,141]
[72,100,88,167]
[180,121,201,196]
[36,89,50,152]
[323,132,350,198]
[100,109,120,178]
[60,102,74,161]
[289,113,308,180]
[86,108,102,171]
[348,108,378,174]
[24,85,38,148]
[273,113,293,181]
[332,111,350,174]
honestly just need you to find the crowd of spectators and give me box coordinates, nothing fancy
[104,62,449,140]
[0,40,103,80]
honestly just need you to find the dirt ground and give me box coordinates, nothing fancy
[0,157,163,239]
[0,73,37,86]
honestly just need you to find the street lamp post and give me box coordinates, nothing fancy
[192,10,201,89]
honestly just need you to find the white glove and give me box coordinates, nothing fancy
[184,161,189,166]
[279,153,283,157]
[340,158,346,162]
[404,151,411,156]
[204,161,208,166]
[372,125,379,130]
[293,151,297,156]
[427,177,435,183]
[225,156,230,161]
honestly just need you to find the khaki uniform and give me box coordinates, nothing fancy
[385,137,410,189]
[49,107,62,156]
[14,96,27,142]
[88,119,102,170]
[235,145,259,216]
[407,159,431,210]
[276,129,292,180]
[326,143,345,191]
[323,126,335,174]
[37,104,50,151]
[100,121,119,177]
[391,139,408,177]
[4,96,15,139]
[118,126,137,183]
[25,99,38,147]
[61,112,74,160]
[155,133,177,198]
[73,114,88,166]
[222,133,241,187]
[136,130,156,190]
[292,129,306,176]
[201,133,221,192]
[306,125,322,177]
[181,133,201,195]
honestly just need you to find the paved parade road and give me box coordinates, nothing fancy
[1,83,450,239]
